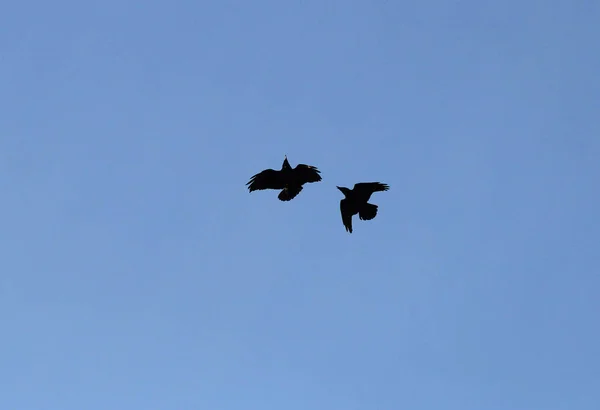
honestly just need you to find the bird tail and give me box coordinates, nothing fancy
[278,185,303,201]
[358,203,378,220]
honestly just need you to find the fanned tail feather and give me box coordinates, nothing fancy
[358,203,378,220]
[278,185,303,201]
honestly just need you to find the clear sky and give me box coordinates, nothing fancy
[2,1,599,409]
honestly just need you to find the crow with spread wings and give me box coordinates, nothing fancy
[246,156,322,201]
[336,182,389,233]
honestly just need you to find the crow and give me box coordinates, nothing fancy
[336,182,389,233]
[246,155,322,201]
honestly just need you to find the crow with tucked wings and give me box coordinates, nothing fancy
[246,156,322,201]
[336,182,389,233]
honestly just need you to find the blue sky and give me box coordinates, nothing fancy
[1,1,599,409]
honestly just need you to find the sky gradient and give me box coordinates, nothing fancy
[2,1,599,409]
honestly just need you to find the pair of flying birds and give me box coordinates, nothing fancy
[246,155,389,233]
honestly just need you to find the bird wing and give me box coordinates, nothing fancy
[353,182,389,193]
[353,182,389,195]
[246,169,285,192]
[292,164,322,184]
[340,199,353,233]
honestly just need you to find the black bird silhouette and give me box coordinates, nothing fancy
[336,182,389,233]
[246,156,322,201]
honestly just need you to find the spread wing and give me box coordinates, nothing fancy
[292,164,322,184]
[352,182,389,200]
[340,199,353,233]
[246,169,285,192]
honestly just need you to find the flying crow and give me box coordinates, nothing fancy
[337,182,389,233]
[246,156,322,201]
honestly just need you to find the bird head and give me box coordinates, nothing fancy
[336,186,351,196]
[282,155,291,170]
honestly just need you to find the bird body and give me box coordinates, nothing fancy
[246,156,322,201]
[337,182,389,233]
